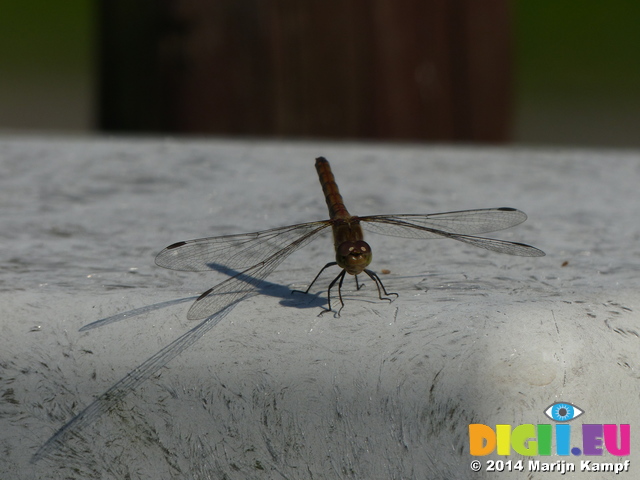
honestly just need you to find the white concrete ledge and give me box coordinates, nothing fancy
[1,136,638,479]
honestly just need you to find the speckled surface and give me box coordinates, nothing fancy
[1,136,638,479]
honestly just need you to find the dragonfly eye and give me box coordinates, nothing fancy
[336,240,372,274]
[352,240,371,254]
[337,240,370,257]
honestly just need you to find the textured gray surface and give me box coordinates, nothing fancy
[1,137,638,479]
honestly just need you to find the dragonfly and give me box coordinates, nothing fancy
[156,156,545,319]
[32,157,543,462]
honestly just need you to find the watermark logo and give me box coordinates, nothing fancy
[469,402,630,456]
[467,402,631,474]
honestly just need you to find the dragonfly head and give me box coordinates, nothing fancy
[336,240,372,275]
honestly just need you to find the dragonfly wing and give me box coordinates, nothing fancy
[450,234,545,257]
[359,208,544,257]
[155,221,331,272]
[359,208,528,238]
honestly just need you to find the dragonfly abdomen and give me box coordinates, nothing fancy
[316,156,350,219]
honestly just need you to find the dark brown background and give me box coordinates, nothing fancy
[100,0,512,142]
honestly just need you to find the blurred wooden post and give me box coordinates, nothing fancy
[100,0,512,141]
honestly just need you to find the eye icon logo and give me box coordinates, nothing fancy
[544,402,584,422]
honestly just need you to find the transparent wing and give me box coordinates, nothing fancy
[359,208,544,257]
[442,234,545,257]
[32,223,329,463]
[359,208,528,237]
[156,221,331,272]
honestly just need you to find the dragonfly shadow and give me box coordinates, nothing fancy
[204,261,328,311]
[79,296,199,332]
[33,265,325,463]
[80,263,326,333]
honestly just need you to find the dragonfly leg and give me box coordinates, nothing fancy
[336,270,347,316]
[291,262,338,295]
[364,269,398,302]
[319,269,346,316]
[354,275,364,291]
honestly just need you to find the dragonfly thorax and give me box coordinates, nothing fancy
[336,240,372,275]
